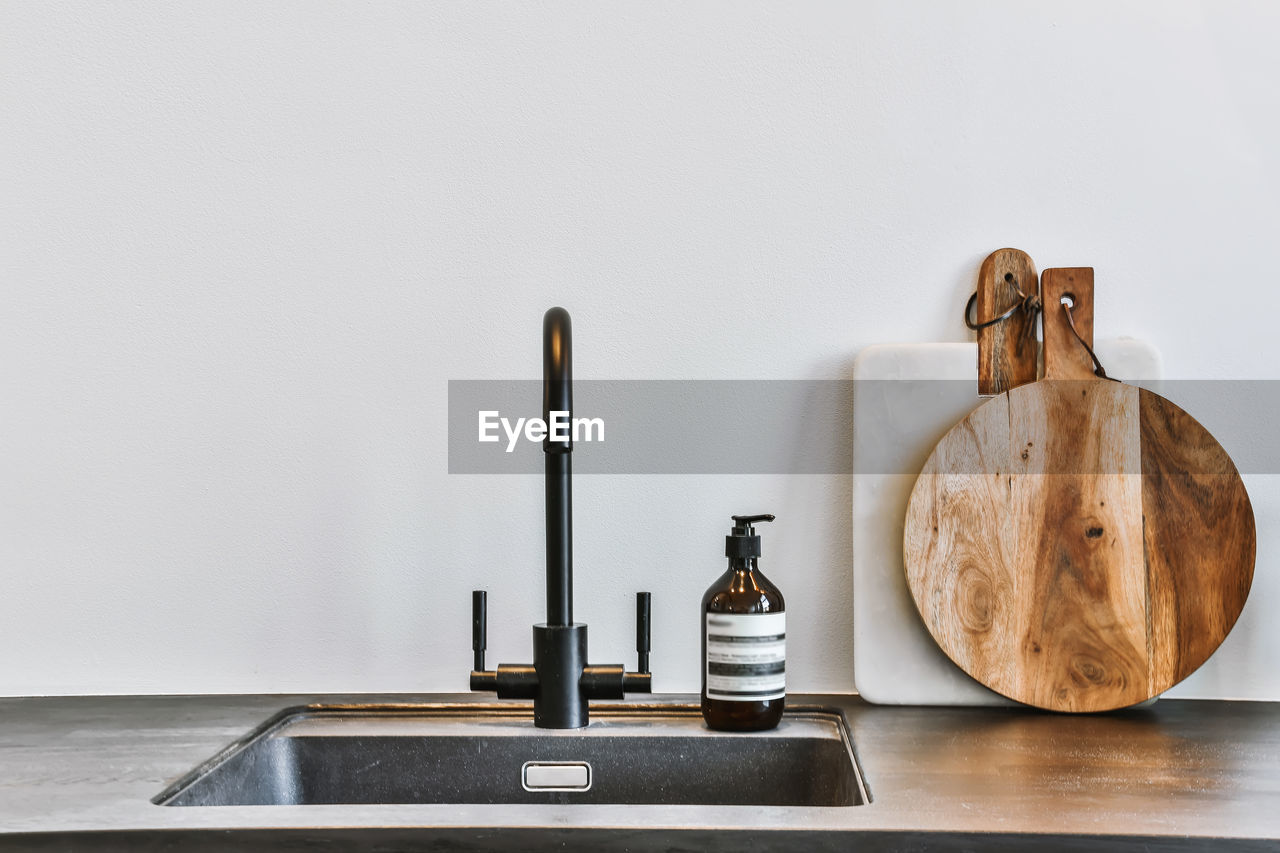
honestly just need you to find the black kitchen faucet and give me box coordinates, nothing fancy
[469,307,652,728]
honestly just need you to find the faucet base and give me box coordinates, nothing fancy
[471,616,650,729]
[533,623,589,729]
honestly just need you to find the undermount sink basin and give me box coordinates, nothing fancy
[155,703,868,807]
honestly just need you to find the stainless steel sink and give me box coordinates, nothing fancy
[155,704,868,807]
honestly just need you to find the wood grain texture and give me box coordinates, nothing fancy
[905,382,1254,712]
[1007,380,1148,711]
[903,396,1017,692]
[977,249,1039,396]
[1041,268,1097,380]
[1139,389,1256,691]
[905,274,1254,712]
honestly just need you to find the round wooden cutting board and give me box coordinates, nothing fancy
[903,269,1255,712]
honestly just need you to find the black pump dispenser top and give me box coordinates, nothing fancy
[725,514,776,559]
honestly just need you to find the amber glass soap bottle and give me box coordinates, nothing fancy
[701,514,785,731]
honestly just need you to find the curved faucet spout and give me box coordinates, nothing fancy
[543,307,572,626]
[542,307,572,454]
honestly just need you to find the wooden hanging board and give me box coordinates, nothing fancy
[975,248,1038,396]
[903,269,1255,712]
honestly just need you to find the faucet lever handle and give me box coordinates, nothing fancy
[472,590,487,671]
[635,592,651,674]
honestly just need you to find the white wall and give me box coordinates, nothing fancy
[3,1,1279,699]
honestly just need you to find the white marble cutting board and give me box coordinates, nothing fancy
[851,340,1162,705]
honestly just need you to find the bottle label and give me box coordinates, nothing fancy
[705,611,785,702]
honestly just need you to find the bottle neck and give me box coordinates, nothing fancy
[728,556,758,573]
